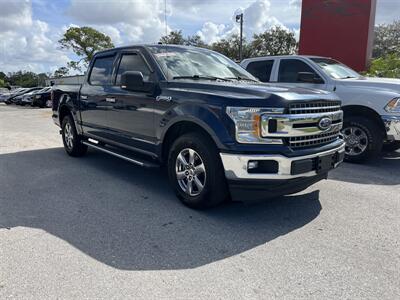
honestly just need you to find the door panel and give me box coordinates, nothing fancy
[105,51,156,153]
[79,55,116,139]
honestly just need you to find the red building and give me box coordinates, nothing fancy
[299,0,376,71]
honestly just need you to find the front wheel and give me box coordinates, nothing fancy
[342,116,383,163]
[61,115,88,157]
[167,133,229,209]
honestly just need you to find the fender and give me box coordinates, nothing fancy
[157,103,234,151]
[57,92,83,135]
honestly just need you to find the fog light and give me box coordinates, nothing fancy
[248,161,259,170]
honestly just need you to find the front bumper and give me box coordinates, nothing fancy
[382,115,400,141]
[220,142,345,201]
[220,142,345,181]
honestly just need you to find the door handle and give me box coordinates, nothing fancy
[81,95,88,100]
[106,97,116,103]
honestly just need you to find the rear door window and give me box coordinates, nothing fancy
[246,60,274,82]
[89,56,115,85]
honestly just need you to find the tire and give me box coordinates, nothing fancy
[383,141,400,152]
[342,116,383,163]
[167,132,229,209]
[61,115,88,157]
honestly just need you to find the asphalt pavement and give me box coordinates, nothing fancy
[0,103,399,299]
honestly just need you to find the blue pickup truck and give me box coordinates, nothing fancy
[52,44,345,209]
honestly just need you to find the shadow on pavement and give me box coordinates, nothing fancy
[329,150,400,185]
[1,147,322,270]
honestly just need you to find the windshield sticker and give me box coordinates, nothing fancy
[154,52,177,57]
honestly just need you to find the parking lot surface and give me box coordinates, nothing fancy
[1,103,399,299]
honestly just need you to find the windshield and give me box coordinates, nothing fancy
[148,46,258,81]
[311,58,361,79]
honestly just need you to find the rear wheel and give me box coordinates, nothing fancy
[61,115,88,157]
[342,116,383,163]
[167,133,229,209]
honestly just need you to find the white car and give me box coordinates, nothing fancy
[241,55,400,162]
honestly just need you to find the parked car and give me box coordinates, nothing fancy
[20,89,44,106]
[241,56,400,162]
[6,87,41,105]
[31,87,52,108]
[4,88,27,104]
[52,45,345,209]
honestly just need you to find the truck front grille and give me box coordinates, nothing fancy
[288,129,342,149]
[288,101,341,114]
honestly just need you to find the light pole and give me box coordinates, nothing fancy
[235,13,243,61]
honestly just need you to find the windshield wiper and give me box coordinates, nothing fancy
[173,75,233,82]
[224,76,259,82]
[340,76,357,79]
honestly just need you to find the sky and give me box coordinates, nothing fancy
[0,0,398,74]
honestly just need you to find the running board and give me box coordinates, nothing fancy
[82,141,159,168]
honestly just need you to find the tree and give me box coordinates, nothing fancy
[211,34,252,61]
[54,67,69,78]
[366,54,400,78]
[0,78,6,88]
[251,26,298,57]
[59,26,114,72]
[159,31,207,47]
[185,34,208,48]
[373,21,400,58]
[7,71,38,87]
[159,30,187,45]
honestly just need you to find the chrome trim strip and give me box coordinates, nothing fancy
[261,111,343,137]
[220,143,345,180]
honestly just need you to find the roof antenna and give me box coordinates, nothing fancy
[164,0,168,36]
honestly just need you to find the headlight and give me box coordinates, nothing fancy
[226,107,283,144]
[385,97,400,113]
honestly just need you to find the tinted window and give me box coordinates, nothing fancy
[89,56,114,85]
[278,59,321,83]
[246,60,274,82]
[116,53,151,85]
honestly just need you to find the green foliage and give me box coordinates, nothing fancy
[366,54,400,78]
[59,26,114,72]
[251,26,298,56]
[159,30,208,48]
[54,67,69,78]
[210,34,252,61]
[3,71,48,87]
[373,21,400,58]
[0,78,5,88]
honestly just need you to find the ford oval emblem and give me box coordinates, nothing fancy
[318,117,332,131]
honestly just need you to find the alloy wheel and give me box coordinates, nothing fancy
[342,126,368,156]
[175,148,206,196]
[64,123,74,150]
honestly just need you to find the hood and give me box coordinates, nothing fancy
[166,80,338,102]
[338,77,400,93]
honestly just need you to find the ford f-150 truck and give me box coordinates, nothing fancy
[241,55,400,163]
[52,45,345,209]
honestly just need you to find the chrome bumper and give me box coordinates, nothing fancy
[220,143,345,180]
[382,115,400,141]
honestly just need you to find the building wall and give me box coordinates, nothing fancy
[299,0,376,71]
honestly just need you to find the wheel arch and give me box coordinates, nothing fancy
[342,105,386,137]
[160,120,222,164]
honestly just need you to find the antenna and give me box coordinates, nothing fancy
[164,0,168,36]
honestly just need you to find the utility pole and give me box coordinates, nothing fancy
[236,13,243,61]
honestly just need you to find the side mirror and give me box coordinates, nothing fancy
[121,71,153,92]
[297,72,324,84]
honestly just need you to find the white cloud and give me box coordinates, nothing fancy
[196,0,285,43]
[68,0,168,44]
[0,0,69,74]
